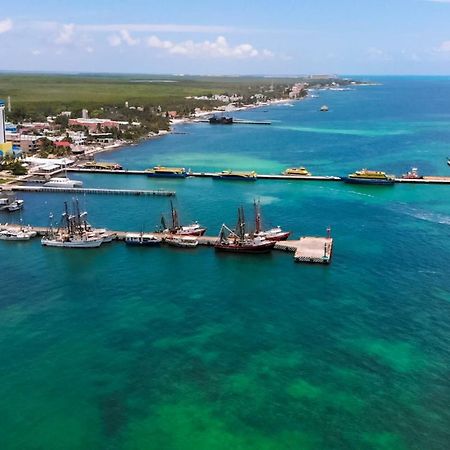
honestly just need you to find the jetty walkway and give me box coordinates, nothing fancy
[64,168,450,184]
[10,185,175,196]
[3,224,333,264]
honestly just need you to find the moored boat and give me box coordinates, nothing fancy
[145,166,189,178]
[44,177,83,188]
[214,207,276,254]
[125,232,162,246]
[320,105,329,112]
[217,170,257,181]
[160,201,206,236]
[0,228,36,241]
[82,161,123,170]
[402,167,423,179]
[283,167,311,176]
[209,116,233,124]
[164,235,199,248]
[6,199,24,212]
[252,199,291,241]
[343,169,395,185]
[41,201,104,248]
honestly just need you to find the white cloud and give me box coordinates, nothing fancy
[81,23,235,34]
[146,35,273,59]
[31,49,41,56]
[437,40,450,52]
[425,0,450,3]
[55,24,75,44]
[108,29,140,47]
[85,46,94,53]
[0,18,13,34]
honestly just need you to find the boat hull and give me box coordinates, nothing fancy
[214,241,275,253]
[342,177,395,185]
[125,239,161,246]
[256,231,291,241]
[146,173,188,178]
[41,238,103,248]
[216,175,257,181]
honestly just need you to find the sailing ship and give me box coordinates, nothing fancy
[252,200,291,241]
[214,207,276,253]
[160,201,206,236]
[41,201,104,248]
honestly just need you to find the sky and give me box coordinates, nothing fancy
[0,0,450,75]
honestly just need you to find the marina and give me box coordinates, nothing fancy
[0,223,334,264]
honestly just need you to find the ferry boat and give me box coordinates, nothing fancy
[252,200,291,241]
[44,177,83,188]
[145,166,189,178]
[214,207,276,254]
[82,161,123,170]
[402,167,423,179]
[209,116,233,125]
[283,167,311,176]
[164,235,199,248]
[343,169,395,185]
[217,170,257,181]
[125,232,162,246]
[160,201,206,236]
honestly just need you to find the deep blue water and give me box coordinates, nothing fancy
[0,77,449,450]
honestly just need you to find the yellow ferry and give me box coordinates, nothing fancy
[283,167,311,176]
[217,170,257,181]
[146,166,189,178]
[83,161,123,170]
[343,169,395,185]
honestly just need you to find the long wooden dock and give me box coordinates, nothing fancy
[1,224,333,264]
[10,185,175,196]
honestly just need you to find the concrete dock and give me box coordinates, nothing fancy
[10,185,175,196]
[64,168,450,184]
[1,224,333,264]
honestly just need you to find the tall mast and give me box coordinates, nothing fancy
[170,200,179,229]
[64,202,71,234]
[254,199,262,234]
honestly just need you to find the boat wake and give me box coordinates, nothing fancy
[245,194,280,205]
[392,205,450,226]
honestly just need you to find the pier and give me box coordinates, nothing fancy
[10,185,175,196]
[1,224,333,264]
[195,119,271,125]
[64,168,450,184]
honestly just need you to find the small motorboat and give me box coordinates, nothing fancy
[164,235,199,248]
[6,199,24,212]
[125,232,162,246]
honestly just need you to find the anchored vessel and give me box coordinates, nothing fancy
[82,161,123,170]
[160,201,206,236]
[0,224,36,241]
[343,169,395,185]
[125,232,162,246]
[44,177,83,188]
[252,199,291,241]
[283,167,311,176]
[215,207,276,253]
[217,170,257,181]
[164,235,199,248]
[320,105,329,112]
[0,195,24,212]
[209,116,233,125]
[145,166,189,178]
[402,167,423,179]
[41,200,110,248]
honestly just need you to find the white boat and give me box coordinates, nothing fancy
[125,233,162,246]
[41,235,103,248]
[44,177,83,188]
[165,235,199,248]
[85,228,117,243]
[0,228,36,241]
[6,199,24,212]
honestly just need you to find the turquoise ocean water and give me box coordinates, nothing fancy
[0,77,449,449]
